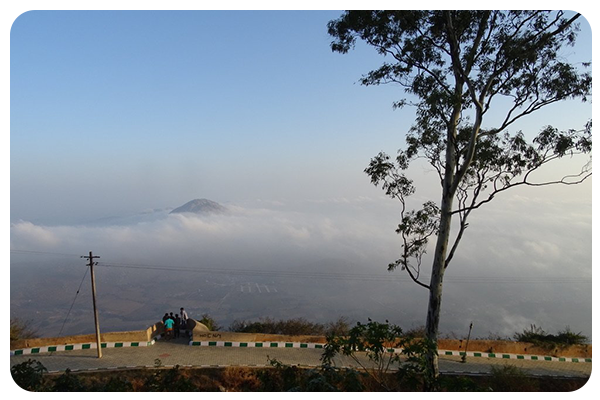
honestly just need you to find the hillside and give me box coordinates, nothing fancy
[169,199,227,215]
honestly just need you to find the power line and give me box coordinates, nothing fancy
[10,248,591,284]
[55,265,90,339]
[97,261,590,284]
[10,249,81,257]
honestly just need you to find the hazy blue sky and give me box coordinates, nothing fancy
[10,10,592,223]
[11,10,417,224]
[7,8,595,342]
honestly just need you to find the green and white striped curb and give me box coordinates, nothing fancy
[11,339,591,364]
[189,341,326,349]
[10,340,156,356]
[188,341,591,363]
[437,349,590,363]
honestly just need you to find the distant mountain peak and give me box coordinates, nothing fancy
[169,199,227,215]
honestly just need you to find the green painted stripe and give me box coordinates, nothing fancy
[488,353,496,358]
[474,353,482,357]
[572,358,579,363]
[445,351,453,355]
[65,345,74,351]
[531,356,538,360]
[191,342,200,346]
[255,343,263,348]
[502,354,510,359]
[559,357,566,362]
[285,343,293,348]
[544,356,552,361]
[517,355,525,360]
[270,343,278,347]
[131,342,139,347]
[15,350,23,355]
[31,348,40,354]
[240,343,248,347]
[315,344,323,349]
[82,344,91,349]
[224,342,232,347]
[48,346,57,352]
[300,343,308,348]
[208,342,217,346]
[585,358,592,363]
[101,343,107,348]
[115,343,123,348]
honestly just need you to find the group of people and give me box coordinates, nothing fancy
[162,307,189,340]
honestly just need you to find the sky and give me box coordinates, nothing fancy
[5,3,596,371]
[10,10,417,225]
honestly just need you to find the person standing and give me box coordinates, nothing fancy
[180,307,189,337]
[180,307,188,322]
[174,314,181,338]
[164,315,175,340]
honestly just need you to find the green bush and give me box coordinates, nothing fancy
[514,325,588,350]
[11,359,47,391]
[488,365,539,392]
[229,316,350,336]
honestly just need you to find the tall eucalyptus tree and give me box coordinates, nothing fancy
[328,10,592,382]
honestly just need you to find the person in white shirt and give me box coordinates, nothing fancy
[179,307,189,334]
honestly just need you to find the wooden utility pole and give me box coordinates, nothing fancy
[461,321,473,363]
[82,251,102,358]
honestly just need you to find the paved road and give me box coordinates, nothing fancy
[9,337,591,379]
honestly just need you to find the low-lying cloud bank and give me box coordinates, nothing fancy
[10,198,402,271]
[10,194,592,338]
[10,193,591,276]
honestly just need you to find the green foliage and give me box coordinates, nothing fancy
[514,325,588,350]
[11,359,47,391]
[329,11,591,123]
[322,319,440,391]
[322,319,403,368]
[199,313,221,331]
[230,316,350,337]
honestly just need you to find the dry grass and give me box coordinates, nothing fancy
[26,365,589,392]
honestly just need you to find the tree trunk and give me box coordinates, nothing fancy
[424,189,453,388]
[424,22,463,384]
[424,91,460,387]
